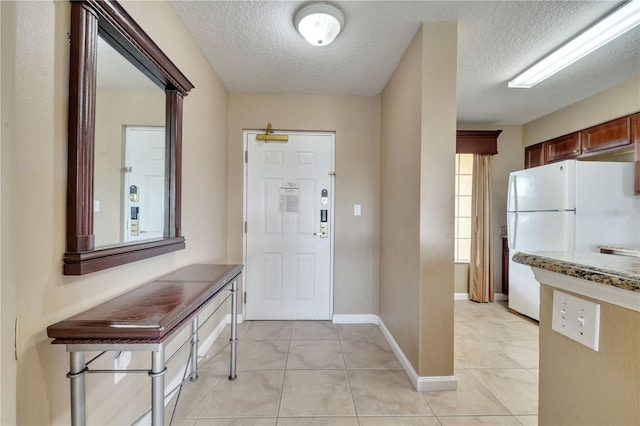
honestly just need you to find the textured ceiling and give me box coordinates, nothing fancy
[169,1,640,124]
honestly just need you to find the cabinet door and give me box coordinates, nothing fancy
[581,116,632,154]
[524,143,545,168]
[545,132,581,163]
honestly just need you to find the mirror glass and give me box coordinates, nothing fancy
[93,36,165,248]
[94,36,166,247]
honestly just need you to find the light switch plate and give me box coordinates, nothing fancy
[552,290,600,351]
[354,204,361,216]
[114,351,132,384]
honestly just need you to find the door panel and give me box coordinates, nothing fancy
[296,254,315,301]
[508,250,540,321]
[507,210,574,321]
[508,160,575,212]
[263,253,283,302]
[508,211,574,251]
[263,179,284,235]
[297,179,316,234]
[245,131,334,320]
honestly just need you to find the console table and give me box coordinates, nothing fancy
[47,264,243,426]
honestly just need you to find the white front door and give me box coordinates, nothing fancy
[245,131,334,320]
[123,126,165,242]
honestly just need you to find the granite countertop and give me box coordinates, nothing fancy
[513,251,640,293]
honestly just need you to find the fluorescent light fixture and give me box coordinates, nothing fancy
[509,0,640,88]
[295,3,344,47]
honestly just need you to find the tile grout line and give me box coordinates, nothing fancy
[337,325,361,424]
[274,321,294,422]
[186,308,537,425]
[461,366,515,418]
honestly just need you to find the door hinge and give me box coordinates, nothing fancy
[245,150,248,163]
[244,221,247,233]
[243,291,247,304]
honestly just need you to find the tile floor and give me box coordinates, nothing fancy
[165,300,539,425]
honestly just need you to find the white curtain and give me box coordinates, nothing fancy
[469,154,494,303]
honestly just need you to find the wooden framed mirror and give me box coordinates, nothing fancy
[64,0,194,275]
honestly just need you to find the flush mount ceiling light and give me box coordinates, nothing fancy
[295,2,345,47]
[508,0,640,88]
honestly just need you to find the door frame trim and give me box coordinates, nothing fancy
[242,129,335,320]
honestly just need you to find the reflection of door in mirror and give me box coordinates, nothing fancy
[93,35,166,248]
[123,126,165,243]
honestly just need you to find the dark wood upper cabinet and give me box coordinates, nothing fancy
[524,143,545,169]
[545,132,581,163]
[523,111,639,195]
[64,0,194,275]
[582,116,632,155]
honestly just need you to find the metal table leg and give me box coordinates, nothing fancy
[150,348,165,426]
[229,278,238,380]
[68,352,86,426]
[189,317,199,381]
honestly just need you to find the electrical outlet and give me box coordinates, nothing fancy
[552,290,600,351]
[114,351,132,384]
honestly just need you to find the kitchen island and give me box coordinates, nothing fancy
[514,251,639,426]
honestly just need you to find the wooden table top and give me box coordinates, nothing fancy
[47,264,242,342]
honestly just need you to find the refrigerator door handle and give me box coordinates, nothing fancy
[507,174,517,249]
[507,174,517,213]
[508,212,517,249]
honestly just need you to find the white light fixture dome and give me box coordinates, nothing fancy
[295,3,344,47]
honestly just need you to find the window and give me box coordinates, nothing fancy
[454,154,473,262]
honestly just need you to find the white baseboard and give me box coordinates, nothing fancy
[455,293,508,301]
[134,314,233,426]
[332,313,459,391]
[139,309,458,425]
[377,318,457,392]
[332,314,379,324]
[225,313,245,325]
[416,375,458,391]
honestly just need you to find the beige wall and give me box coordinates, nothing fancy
[227,93,381,315]
[523,76,640,146]
[380,27,422,369]
[539,284,640,425]
[0,2,18,424]
[453,263,469,293]
[418,22,457,377]
[2,1,230,424]
[379,22,457,377]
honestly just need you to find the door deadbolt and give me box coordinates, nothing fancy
[321,188,328,205]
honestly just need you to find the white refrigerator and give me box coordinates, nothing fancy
[506,159,639,320]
